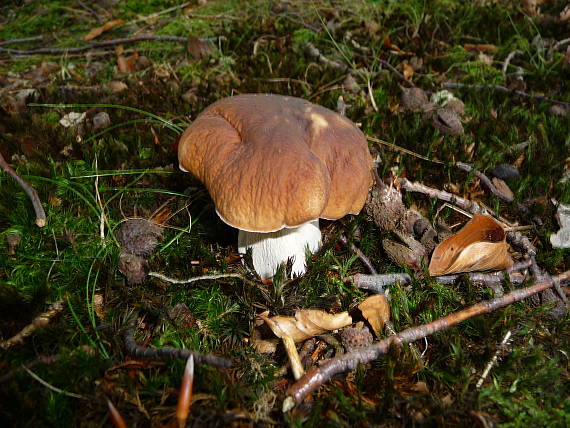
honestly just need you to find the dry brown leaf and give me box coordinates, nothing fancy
[429,215,513,276]
[358,294,390,336]
[84,19,125,41]
[260,310,352,342]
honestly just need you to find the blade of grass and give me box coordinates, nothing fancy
[29,103,185,134]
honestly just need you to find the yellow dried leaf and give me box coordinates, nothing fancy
[260,310,352,342]
[358,294,390,336]
[84,19,125,41]
[429,215,513,276]
[403,63,414,81]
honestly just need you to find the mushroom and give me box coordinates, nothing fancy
[178,93,373,280]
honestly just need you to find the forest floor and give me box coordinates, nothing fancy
[0,0,569,426]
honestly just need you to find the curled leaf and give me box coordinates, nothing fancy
[84,19,125,41]
[429,215,513,276]
[260,310,352,342]
[358,295,390,336]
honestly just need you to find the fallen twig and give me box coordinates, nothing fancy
[302,42,348,71]
[148,271,244,284]
[285,270,570,407]
[338,235,377,274]
[0,354,61,384]
[399,178,486,215]
[0,36,44,46]
[399,178,539,276]
[0,35,216,56]
[476,330,512,388]
[456,162,513,203]
[348,260,532,294]
[0,300,64,349]
[367,136,444,165]
[0,345,93,384]
[78,0,103,23]
[379,59,415,87]
[23,366,85,399]
[0,150,46,227]
[442,82,570,109]
[123,325,232,368]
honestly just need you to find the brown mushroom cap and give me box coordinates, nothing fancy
[178,93,373,232]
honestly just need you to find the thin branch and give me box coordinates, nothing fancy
[123,325,232,368]
[0,300,64,349]
[399,177,538,267]
[338,235,377,275]
[379,59,415,87]
[286,270,570,405]
[348,261,532,294]
[23,366,85,399]
[0,35,215,56]
[125,1,191,25]
[302,42,348,71]
[148,271,245,284]
[78,0,103,23]
[0,36,44,46]
[456,162,513,203]
[476,330,512,388]
[367,136,444,165]
[0,354,61,384]
[0,345,93,384]
[399,178,487,215]
[0,150,46,227]
[442,82,570,109]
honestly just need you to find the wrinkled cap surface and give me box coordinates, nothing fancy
[178,93,373,232]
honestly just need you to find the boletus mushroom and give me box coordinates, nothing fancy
[178,93,373,279]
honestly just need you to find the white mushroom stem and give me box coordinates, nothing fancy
[238,220,321,280]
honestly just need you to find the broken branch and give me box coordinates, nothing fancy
[287,270,569,405]
[442,82,570,109]
[0,300,63,349]
[399,178,487,215]
[123,325,232,369]
[338,235,377,274]
[0,35,218,56]
[455,162,513,203]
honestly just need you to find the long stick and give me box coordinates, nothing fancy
[0,35,217,56]
[286,270,569,405]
